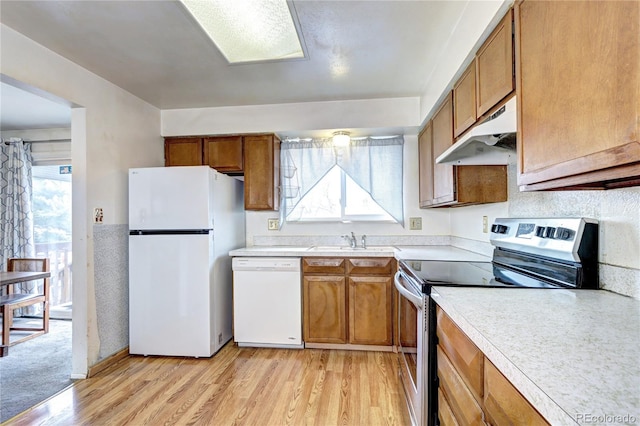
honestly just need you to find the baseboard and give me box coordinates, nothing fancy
[304,343,394,352]
[87,346,130,378]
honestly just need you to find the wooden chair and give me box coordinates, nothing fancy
[1,258,50,350]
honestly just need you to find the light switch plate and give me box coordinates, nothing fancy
[267,218,279,230]
[409,217,422,230]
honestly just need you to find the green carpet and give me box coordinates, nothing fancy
[0,318,73,422]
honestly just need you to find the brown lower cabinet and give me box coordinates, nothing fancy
[303,257,394,348]
[436,306,549,426]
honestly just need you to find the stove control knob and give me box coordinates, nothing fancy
[535,226,546,238]
[555,227,574,240]
[543,227,556,239]
[491,224,508,234]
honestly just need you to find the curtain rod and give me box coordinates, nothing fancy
[3,138,71,145]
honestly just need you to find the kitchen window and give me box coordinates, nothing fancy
[280,137,404,224]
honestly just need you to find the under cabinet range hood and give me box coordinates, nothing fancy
[436,96,517,165]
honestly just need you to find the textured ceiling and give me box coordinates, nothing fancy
[0,0,504,130]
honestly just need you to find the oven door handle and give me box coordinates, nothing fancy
[394,271,423,308]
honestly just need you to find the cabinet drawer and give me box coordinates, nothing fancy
[303,257,346,274]
[437,346,484,426]
[438,388,460,426]
[436,306,483,402]
[346,257,395,275]
[484,360,549,426]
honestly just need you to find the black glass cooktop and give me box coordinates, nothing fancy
[400,259,559,292]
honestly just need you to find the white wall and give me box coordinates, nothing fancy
[1,24,163,375]
[245,134,451,245]
[162,101,453,246]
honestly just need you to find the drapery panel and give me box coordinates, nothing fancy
[1,139,38,315]
[280,136,404,225]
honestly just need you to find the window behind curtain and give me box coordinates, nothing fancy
[280,137,404,224]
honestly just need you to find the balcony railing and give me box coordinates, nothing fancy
[35,241,72,308]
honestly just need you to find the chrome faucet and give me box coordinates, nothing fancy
[361,234,367,249]
[342,232,357,248]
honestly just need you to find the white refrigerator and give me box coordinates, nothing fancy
[128,166,245,357]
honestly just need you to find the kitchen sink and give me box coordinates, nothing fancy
[308,246,399,252]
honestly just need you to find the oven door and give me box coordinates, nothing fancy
[395,271,427,426]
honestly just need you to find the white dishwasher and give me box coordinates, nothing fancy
[232,257,303,348]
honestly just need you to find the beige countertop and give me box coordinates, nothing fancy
[229,245,491,261]
[431,287,640,425]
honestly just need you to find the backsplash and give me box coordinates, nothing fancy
[451,163,640,299]
[253,234,451,247]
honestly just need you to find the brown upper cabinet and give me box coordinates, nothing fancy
[515,0,640,190]
[203,136,243,174]
[418,121,434,208]
[243,134,280,211]
[165,133,280,211]
[164,137,203,166]
[432,94,457,205]
[165,135,243,173]
[453,60,478,138]
[421,92,508,208]
[476,9,514,117]
[452,9,514,138]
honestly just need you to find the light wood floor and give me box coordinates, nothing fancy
[7,343,411,425]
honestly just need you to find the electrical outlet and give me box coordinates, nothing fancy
[409,217,422,230]
[482,216,488,233]
[94,208,103,224]
[267,218,279,230]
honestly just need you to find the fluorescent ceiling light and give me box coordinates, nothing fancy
[180,0,305,64]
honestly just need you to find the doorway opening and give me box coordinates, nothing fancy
[32,164,73,319]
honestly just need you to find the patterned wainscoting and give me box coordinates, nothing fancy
[93,224,129,360]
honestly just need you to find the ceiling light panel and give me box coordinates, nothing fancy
[180,0,305,64]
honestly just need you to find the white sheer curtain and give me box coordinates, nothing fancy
[280,136,404,224]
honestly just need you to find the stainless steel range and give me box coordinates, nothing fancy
[394,217,599,426]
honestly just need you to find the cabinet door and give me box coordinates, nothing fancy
[476,10,514,117]
[164,137,203,166]
[484,360,549,426]
[244,134,280,210]
[455,166,507,205]
[516,0,640,190]
[348,276,392,346]
[453,60,477,138]
[418,122,434,207]
[303,275,347,344]
[432,93,456,205]
[203,136,243,173]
